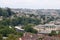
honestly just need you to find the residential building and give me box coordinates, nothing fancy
[33,24,60,34]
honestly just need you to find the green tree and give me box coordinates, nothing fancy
[0,34,3,40]
[17,32,23,37]
[0,27,16,37]
[6,34,18,40]
[0,8,15,17]
[6,8,12,17]
[24,24,37,34]
[49,31,57,36]
[0,8,3,16]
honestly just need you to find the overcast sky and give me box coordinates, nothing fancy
[0,0,60,9]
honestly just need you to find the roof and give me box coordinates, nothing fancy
[15,26,24,30]
[34,25,44,28]
[45,24,55,26]
[39,30,51,34]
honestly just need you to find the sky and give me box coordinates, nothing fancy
[0,0,60,9]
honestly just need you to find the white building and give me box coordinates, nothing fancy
[33,24,60,34]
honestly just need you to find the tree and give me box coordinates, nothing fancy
[24,24,37,34]
[0,27,16,37]
[0,8,15,17]
[6,34,18,40]
[0,34,3,40]
[0,8,2,16]
[49,31,57,36]
[2,10,8,17]
[0,19,10,26]
[17,32,23,37]
[6,8,12,17]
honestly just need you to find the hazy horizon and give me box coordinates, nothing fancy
[0,0,60,9]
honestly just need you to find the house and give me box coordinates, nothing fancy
[19,32,60,40]
[33,24,59,34]
[20,32,44,40]
[55,19,60,25]
[43,36,60,40]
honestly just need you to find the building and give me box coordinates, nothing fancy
[20,32,44,40]
[33,24,60,34]
[55,19,60,25]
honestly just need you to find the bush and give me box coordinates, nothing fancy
[49,31,57,36]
